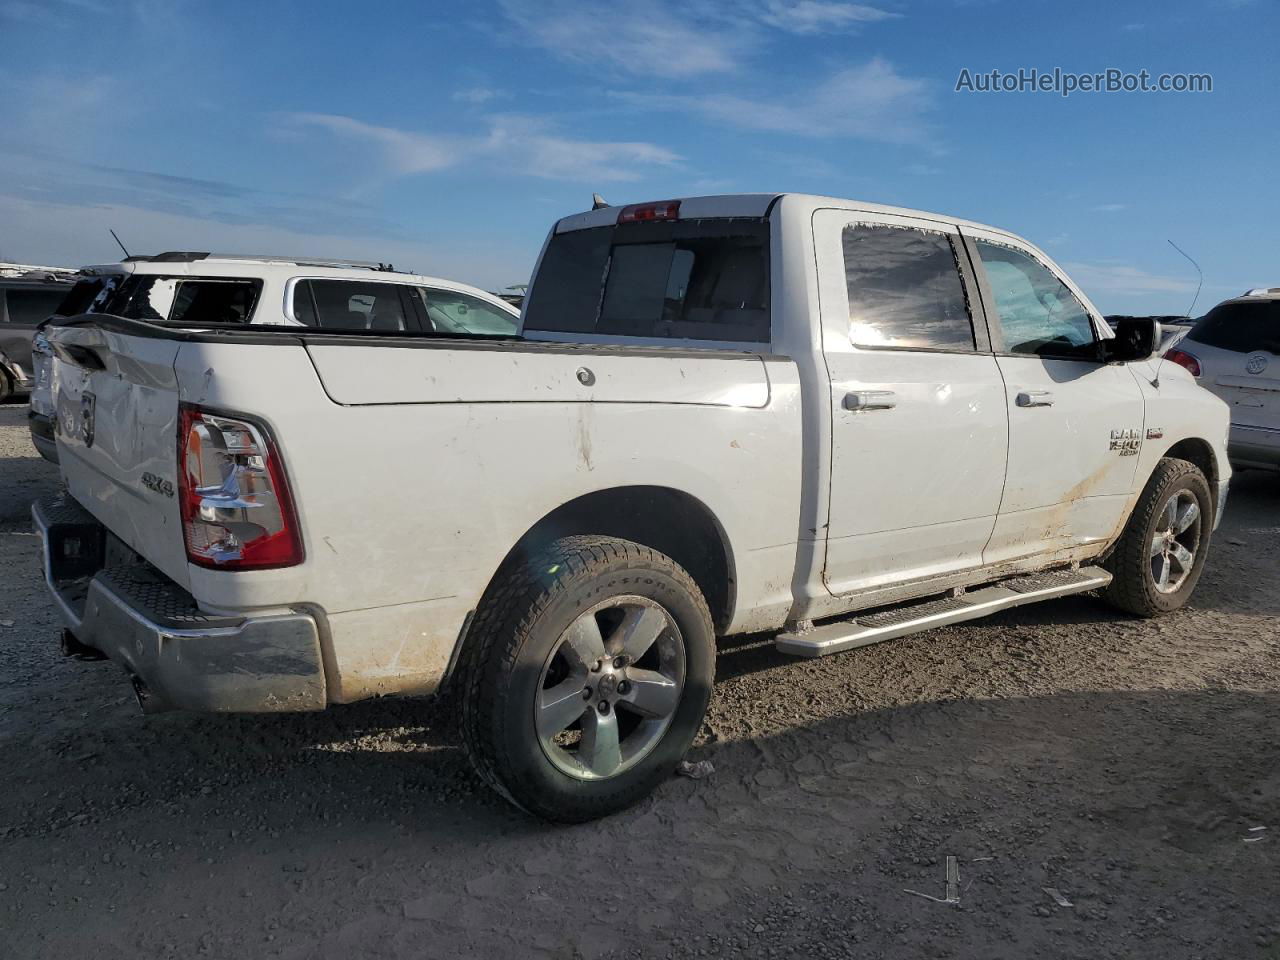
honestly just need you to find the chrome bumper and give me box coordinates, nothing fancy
[33,494,327,714]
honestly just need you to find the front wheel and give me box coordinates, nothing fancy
[1103,457,1212,617]
[459,536,715,822]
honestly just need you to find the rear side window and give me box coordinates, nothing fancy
[975,241,1097,359]
[1189,300,1280,354]
[841,224,975,351]
[56,278,116,316]
[524,219,770,343]
[4,289,69,325]
[103,276,261,324]
[294,280,414,331]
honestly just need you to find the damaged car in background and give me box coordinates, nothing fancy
[34,194,1230,822]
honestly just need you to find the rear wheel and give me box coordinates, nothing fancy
[460,536,715,822]
[1103,457,1212,617]
[0,368,12,403]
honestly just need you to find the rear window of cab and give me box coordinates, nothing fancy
[523,218,770,344]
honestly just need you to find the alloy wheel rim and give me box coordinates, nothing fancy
[535,596,685,781]
[1150,490,1201,594]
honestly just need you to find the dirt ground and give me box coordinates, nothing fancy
[1,401,1278,960]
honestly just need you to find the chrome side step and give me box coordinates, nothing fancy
[775,566,1112,658]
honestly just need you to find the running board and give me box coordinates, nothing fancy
[775,566,1112,658]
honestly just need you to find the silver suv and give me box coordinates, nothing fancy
[1168,288,1280,472]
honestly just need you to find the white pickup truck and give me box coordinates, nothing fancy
[36,194,1230,822]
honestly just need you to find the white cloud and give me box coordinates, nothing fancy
[1091,203,1127,212]
[289,113,461,175]
[1063,262,1198,296]
[286,112,681,183]
[452,87,504,105]
[757,1,898,34]
[618,58,931,144]
[496,0,750,78]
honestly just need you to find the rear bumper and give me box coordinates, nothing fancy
[33,493,327,714]
[27,410,58,463]
[1228,423,1280,470]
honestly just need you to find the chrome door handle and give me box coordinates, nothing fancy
[843,390,897,412]
[1016,390,1054,408]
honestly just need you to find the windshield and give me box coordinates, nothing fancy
[1189,300,1280,354]
[523,218,770,344]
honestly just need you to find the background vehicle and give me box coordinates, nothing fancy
[36,195,1230,822]
[0,271,74,402]
[1167,288,1280,472]
[25,254,519,460]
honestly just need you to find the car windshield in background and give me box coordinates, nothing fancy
[1189,300,1280,354]
[98,276,262,325]
[523,218,770,344]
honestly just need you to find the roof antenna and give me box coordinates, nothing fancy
[109,228,131,259]
[1150,239,1205,389]
[1167,239,1203,319]
[591,193,609,210]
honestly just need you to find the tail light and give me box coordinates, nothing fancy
[178,404,303,569]
[617,200,680,224]
[1165,348,1202,378]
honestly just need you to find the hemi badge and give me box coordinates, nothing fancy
[1146,427,1164,439]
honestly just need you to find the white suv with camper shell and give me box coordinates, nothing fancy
[35,195,1231,822]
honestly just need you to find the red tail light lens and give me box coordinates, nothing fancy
[617,200,680,224]
[1165,348,1202,378]
[178,404,303,569]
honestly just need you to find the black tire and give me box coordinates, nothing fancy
[0,368,12,404]
[459,535,715,823]
[1102,457,1213,617]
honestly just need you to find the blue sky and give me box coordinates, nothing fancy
[0,0,1275,313]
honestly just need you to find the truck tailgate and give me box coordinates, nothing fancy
[48,322,190,588]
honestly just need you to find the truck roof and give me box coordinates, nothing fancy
[554,193,1024,242]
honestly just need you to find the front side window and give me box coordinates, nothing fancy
[295,280,412,331]
[416,289,518,335]
[975,241,1098,359]
[842,224,975,351]
[524,219,770,343]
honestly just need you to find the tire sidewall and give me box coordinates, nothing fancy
[493,558,714,820]
[1136,466,1213,613]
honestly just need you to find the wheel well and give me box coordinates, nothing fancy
[1163,437,1219,506]
[493,486,735,633]
[1164,438,1218,484]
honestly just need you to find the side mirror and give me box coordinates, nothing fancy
[1102,317,1161,363]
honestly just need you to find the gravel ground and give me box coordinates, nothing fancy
[1,400,1278,960]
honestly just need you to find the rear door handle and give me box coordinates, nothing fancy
[843,390,897,412]
[1016,390,1054,408]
